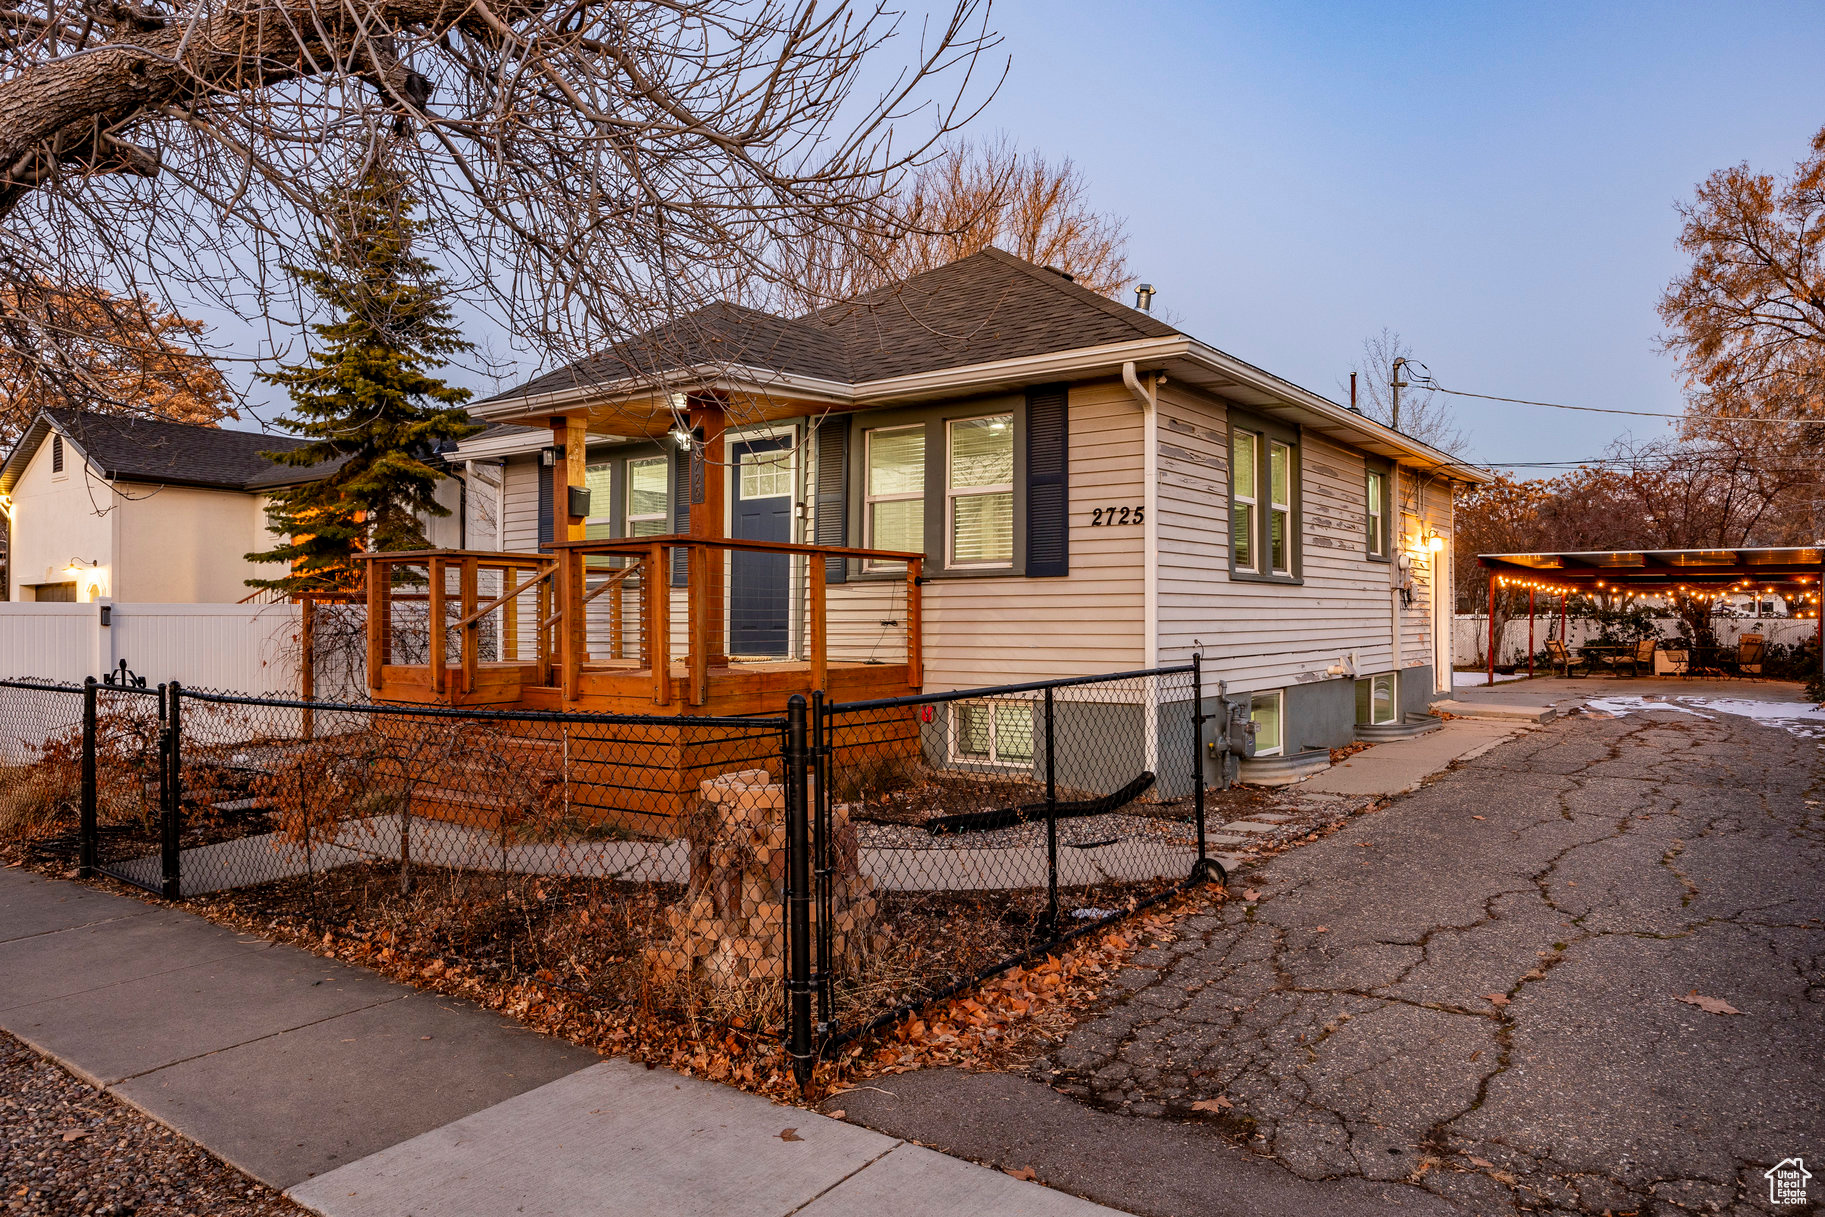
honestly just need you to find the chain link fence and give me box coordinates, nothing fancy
[0,662,1220,1088]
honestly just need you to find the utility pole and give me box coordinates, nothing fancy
[1390,356,1408,432]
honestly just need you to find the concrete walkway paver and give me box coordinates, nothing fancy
[0,866,1123,1216]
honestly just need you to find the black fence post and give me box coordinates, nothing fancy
[810,690,833,1037]
[160,681,182,900]
[783,695,814,1089]
[1044,685,1058,935]
[78,677,97,879]
[1190,653,1225,887]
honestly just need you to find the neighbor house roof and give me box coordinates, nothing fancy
[474,248,1487,482]
[0,410,343,495]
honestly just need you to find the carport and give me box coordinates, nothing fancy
[1476,546,1825,684]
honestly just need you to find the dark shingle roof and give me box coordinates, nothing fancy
[0,410,341,494]
[483,249,1177,405]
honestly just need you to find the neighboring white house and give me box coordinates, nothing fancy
[452,249,1494,760]
[0,409,467,603]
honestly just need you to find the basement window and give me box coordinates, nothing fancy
[1250,691,1284,757]
[1355,673,1397,725]
[952,700,1035,768]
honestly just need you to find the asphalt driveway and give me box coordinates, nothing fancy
[837,704,1824,1216]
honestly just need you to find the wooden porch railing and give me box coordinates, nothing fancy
[361,538,923,707]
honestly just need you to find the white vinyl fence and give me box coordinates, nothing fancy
[0,601,361,696]
[1454,614,1817,668]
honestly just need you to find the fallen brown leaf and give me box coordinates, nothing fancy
[60,1130,89,1143]
[1005,1166,1038,1181]
[1471,815,1486,821]
[1191,1096,1234,1112]
[826,1109,847,1120]
[1468,1156,1494,1168]
[1674,991,1742,1016]
[1486,993,1511,1006]
[1243,888,1260,901]
[779,1128,803,1142]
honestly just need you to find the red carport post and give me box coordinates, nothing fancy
[1487,573,1497,687]
[1527,587,1536,678]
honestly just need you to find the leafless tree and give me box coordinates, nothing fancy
[1345,328,1467,454]
[776,133,1130,309]
[0,0,1003,424]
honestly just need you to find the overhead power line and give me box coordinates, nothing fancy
[1431,384,1821,425]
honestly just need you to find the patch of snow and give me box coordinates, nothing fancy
[1581,694,1825,739]
[1454,671,1527,686]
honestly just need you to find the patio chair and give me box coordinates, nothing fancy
[1543,638,1583,677]
[1615,638,1657,677]
[1656,645,1690,677]
[1737,632,1765,677]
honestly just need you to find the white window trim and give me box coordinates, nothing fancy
[945,413,1015,570]
[625,454,669,537]
[1269,440,1293,576]
[1232,430,1258,573]
[1250,690,1284,758]
[948,699,1035,769]
[1366,469,1387,558]
[864,423,924,571]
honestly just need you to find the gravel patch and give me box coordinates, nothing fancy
[0,1031,301,1217]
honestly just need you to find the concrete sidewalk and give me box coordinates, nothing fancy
[0,867,1121,1216]
[1300,717,1524,796]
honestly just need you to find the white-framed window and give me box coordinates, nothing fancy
[946,414,1014,568]
[1366,469,1387,558]
[738,446,792,500]
[1250,691,1284,757]
[1355,672,1397,725]
[1269,441,1293,575]
[951,700,1035,767]
[1231,430,1257,572]
[865,424,925,568]
[582,461,615,540]
[626,456,668,538]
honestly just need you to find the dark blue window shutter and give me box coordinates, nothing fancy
[671,445,691,586]
[537,464,554,550]
[1025,384,1069,577]
[814,417,849,583]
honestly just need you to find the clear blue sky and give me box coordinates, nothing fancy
[227,1,1825,473]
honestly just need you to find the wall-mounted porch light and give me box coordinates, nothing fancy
[1425,529,1444,553]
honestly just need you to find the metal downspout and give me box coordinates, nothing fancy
[1123,361,1160,773]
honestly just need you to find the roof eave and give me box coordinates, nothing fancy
[1181,342,1491,483]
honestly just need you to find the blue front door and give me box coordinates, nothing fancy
[730,436,792,656]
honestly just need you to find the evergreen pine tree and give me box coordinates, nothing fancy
[247,159,480,592]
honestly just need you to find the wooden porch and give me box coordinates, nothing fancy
[361,537,925,716]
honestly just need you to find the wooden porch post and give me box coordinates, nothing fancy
[550,415,588,543]
[429,557,447,697]
[365,559,384,697]
[906,556,924,691]
[688,397,728,667]
[1486,573,1497,687]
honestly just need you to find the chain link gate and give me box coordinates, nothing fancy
[788,659,1225,1079]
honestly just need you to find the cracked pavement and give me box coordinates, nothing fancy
[843,707,1825,1216]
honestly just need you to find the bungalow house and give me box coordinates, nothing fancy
[420,249,1490,774]
[0,409,466,603]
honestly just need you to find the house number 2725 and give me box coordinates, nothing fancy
[1090,506,1143,526]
